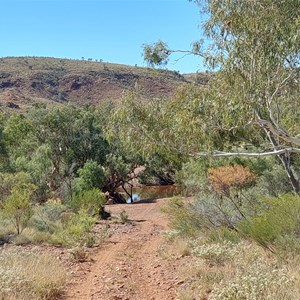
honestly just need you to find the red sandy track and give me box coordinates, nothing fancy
[64,199,183,300]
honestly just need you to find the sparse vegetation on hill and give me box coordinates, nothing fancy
[0,56,207,111]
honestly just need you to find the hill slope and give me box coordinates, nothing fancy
[0,57,209,110]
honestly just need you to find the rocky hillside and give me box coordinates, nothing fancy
[0,57,210,111]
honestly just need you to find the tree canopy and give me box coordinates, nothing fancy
[131,0,300,191]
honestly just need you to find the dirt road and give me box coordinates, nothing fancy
[64,199,182,300]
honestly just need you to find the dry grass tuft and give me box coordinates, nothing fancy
[0,247,66,299]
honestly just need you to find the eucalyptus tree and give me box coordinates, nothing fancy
[2,105,110,201]
[140,0,300,192]
[0,114,9,171]
[26,104,109,198]
[106,92,186,188]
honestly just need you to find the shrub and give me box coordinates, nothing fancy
[73,160,105,192]
[238,194,300,249]
[2,183,35,234]
[53,209,97,247]
[256,164,292,196]
[274,234,300,260]
[191,241,239,266]
[0,248,66,300]
[69,188,106,216]
[208,227,240,244]
[0,172,32,203]
[175,159,207,196]
[29,200,67,233]
[175,162,262,233]
[27,201,97,247]
[192,192,249,231]
[162,197,203,236]
[119,209,130,224]
[208,164,256,196]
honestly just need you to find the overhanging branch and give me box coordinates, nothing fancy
[190,148,300,158]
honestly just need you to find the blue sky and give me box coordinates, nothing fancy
[0,0,207,74]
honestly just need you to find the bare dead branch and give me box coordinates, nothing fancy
[190,147,300,158]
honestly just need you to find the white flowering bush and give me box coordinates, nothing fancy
[179,240,300,300]
[209,257,294,300]
[206,242,296,300]
[191,241,241,265]
[0,248,66,300]
[164,229,181,241]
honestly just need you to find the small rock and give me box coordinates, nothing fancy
[176,280,185,285]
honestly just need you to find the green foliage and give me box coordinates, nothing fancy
[0,171,32,202]
[138,0,300,193]
[139,152,180,185]
[239,194,300,249]
[162,197,203,237]
[11,200,99,247]
[143,40,170,67]
[119,209,130,224]
[1,174,36,234]
[3,113,36,159]
[175,158,208,196]
[14,144,53,202]
[256,165,292,197]
[55,209,97,247]
[29,200,67,233]
[107,93,185,188]
[103,153,140,193]
[69,188,106,216]
[208,227,240,244]
[24,104,109,199]
[1,104,135,203]
[73,160,105,192]
[0,114,9,171]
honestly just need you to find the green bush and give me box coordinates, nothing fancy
[73,160,105,193]
[119,209,130,224]
[69,188,106,216]
[175,159,207,196]
[0,172,33,202]
[256,165,292,196]
[2,184,35,235]
[24,201,98,247]
[29,201,67,233]
[274,234,300,260]
[208,227,241,244]
[162,197,203,237]
[238,194,300,249]
[52,209,97,247]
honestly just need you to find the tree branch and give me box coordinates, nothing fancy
[190,148,300,158]
[169,49,206,58]
[255,115,300,146]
